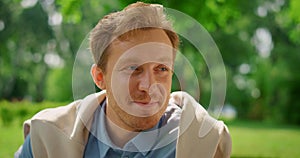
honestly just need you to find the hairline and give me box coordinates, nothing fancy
[99,28,177,73]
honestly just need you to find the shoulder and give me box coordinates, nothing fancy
[170,91,232,157]
[25,100,83,139]
[21,100,82,138]
[29,91,107,123]
[31,100,81,122]
[24,91,107,136]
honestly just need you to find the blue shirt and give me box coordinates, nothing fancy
[18,100,181,158]
[19,133,33,158]
[84,101,181,158]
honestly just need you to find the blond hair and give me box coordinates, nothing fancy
[89,2,179,72]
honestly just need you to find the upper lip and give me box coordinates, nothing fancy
[133,100,157,104]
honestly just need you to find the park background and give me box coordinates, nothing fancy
[1,0,300,157]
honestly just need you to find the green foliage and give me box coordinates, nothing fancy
[1,0,300,125]
[0,106,14,126]
[0,101,63,158]
[57,0,83,23]
[44,66,73,102]
[0,1,54,101]
[0,101,62,127]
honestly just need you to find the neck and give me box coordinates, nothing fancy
[105,104,138,147]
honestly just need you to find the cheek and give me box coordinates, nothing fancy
[128,76,138,91]
[114,75,128,86]
[110,73,131,102]
[158,75,172,89]
[159,78,172,99]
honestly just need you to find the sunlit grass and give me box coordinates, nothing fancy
[0,122,23,158]
[228,120,300,157]
[0,101,62,158]
[1,110,300,158]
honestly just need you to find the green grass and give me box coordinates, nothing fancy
[1,122,23,158]
[0,101,63,158]
[228,120,300,157]
[1,110,300,157]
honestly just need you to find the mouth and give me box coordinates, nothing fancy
[132,101,159,107]
[128,100,162,116]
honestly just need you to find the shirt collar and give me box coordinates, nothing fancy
[92,99,173,157]
[123,116,163,156]
[90,101,110,158]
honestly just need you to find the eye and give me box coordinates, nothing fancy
[128,65,138,71]
[124,65,142,74]
[156,64,170,72]
[160,67,168,71]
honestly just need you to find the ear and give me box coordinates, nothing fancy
[91,64,106,89]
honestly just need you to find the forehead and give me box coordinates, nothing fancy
[108,29,174,64]
[118,42,174,67]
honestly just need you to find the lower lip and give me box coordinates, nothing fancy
[134,102,158,107]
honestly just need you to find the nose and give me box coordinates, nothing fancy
[138,69,156,92]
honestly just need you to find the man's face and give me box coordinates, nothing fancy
[103,29,174,131]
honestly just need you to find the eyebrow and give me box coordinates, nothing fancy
[117,56,173,66]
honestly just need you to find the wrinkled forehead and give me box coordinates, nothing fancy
[116,42,174,66]
[108,29,175,66]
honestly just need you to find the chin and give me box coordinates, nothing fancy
[130,111,164,131]
[134,120,159,131]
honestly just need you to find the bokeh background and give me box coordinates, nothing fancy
[1,0,300,157]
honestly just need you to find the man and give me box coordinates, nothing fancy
[16,2,231,158]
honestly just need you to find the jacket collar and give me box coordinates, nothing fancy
[70,90,107,145]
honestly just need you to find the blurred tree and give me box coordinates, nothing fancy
[0,0,54,101]
[44,66,73,102]
[0,0,299,124]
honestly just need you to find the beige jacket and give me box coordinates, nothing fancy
[22,91,231,158]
